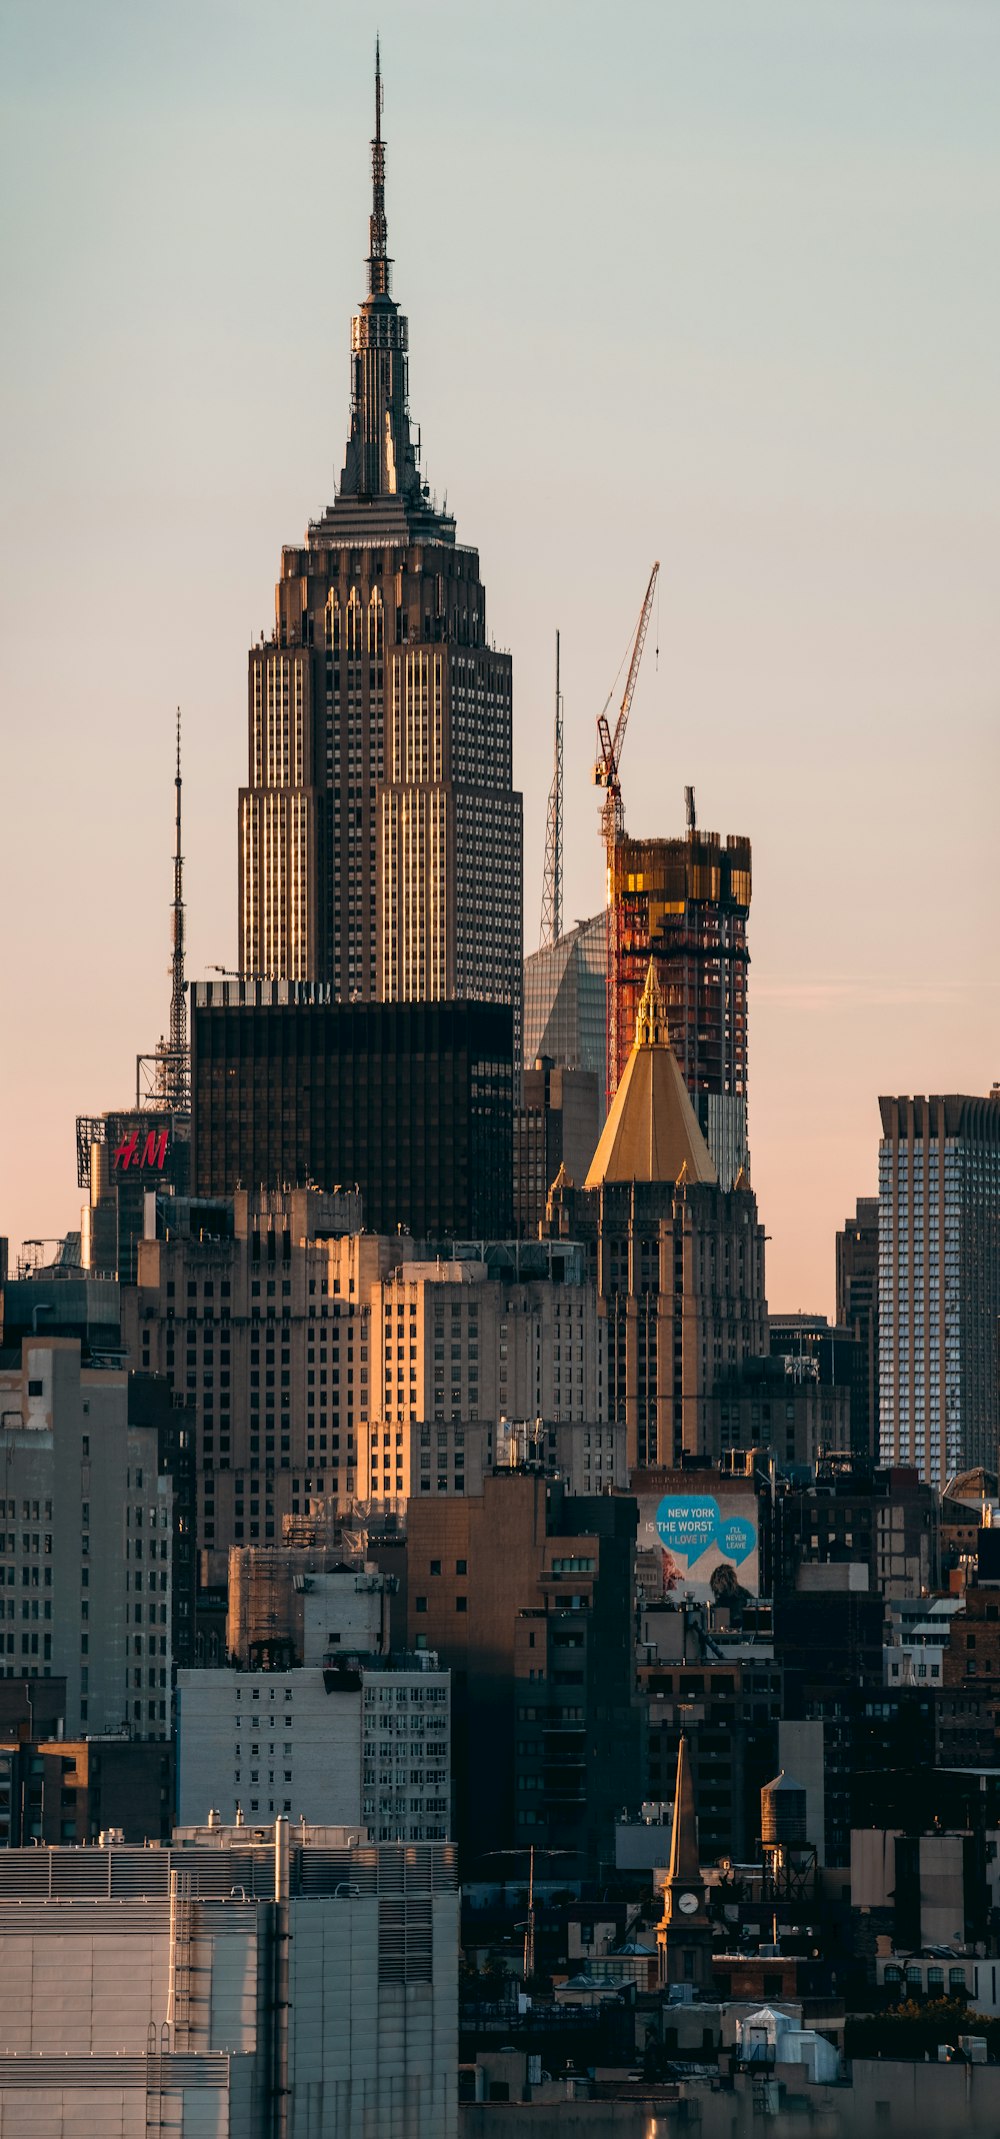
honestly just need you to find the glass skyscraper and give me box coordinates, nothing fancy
[523,915,607,1090]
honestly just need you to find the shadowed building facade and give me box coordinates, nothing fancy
[237,53,521,1060]
[191,982,513,1240]
[405,1470,639,1868]
[514,1060,601,1240]
[836,1194,880,1456]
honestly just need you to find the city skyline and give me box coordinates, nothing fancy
[2,1,998,1312]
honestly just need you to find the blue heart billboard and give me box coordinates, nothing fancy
[637,1490,759,1602]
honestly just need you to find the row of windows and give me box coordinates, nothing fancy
[884,1964,968,1991]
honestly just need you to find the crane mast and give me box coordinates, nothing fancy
[594,562,660,1105]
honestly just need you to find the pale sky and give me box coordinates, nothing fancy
[1,0,997,1313]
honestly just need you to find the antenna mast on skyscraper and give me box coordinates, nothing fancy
[169,707,187,1081]
[138,709,190,1111]
[539,633,563,947]
[370,36,387,278]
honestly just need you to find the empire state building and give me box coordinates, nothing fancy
[238,51,522,1045]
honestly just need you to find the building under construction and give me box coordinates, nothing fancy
[612,821,752,1191]
[589,568,752,1192]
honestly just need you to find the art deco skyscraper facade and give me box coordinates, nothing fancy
[239,55,521,1041]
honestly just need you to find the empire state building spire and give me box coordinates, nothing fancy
[339,43,421,505]
[368,37,388,296]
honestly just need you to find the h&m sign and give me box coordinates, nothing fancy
[112,1128,170,1173]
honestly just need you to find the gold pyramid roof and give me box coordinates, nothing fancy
[584,962,718,1189]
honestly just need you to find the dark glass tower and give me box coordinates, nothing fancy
[238,50,522,1049]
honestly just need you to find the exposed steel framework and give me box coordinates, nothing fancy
[593,562,660,1106]
[611,829,751,1141]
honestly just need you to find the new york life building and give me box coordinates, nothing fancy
[544,965,767,1471]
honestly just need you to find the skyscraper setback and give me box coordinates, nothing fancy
[238,52,522,1049]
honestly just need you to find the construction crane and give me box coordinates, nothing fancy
[594,561,660,1104]
[539,632,563,947]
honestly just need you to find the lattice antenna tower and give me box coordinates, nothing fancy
[370,35,387,280]
[170,708,187,1067]
[138,709,190,1110]
[539,632,563,947]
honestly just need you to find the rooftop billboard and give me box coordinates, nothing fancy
[636,1484,760,1605]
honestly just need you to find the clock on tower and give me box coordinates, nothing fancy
[657,1734,715,1991]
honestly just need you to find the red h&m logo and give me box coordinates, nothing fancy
[112,1129,169,1172]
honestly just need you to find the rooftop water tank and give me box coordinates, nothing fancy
[761,1771,808,1848]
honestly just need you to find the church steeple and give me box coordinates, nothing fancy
[339,43,422,505]
[657,1734,715,1990]
[667,1731,701,1884]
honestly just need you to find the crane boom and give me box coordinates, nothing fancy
[594,560,660,1108]
[593,560,660,810]
[609,560,659,776]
